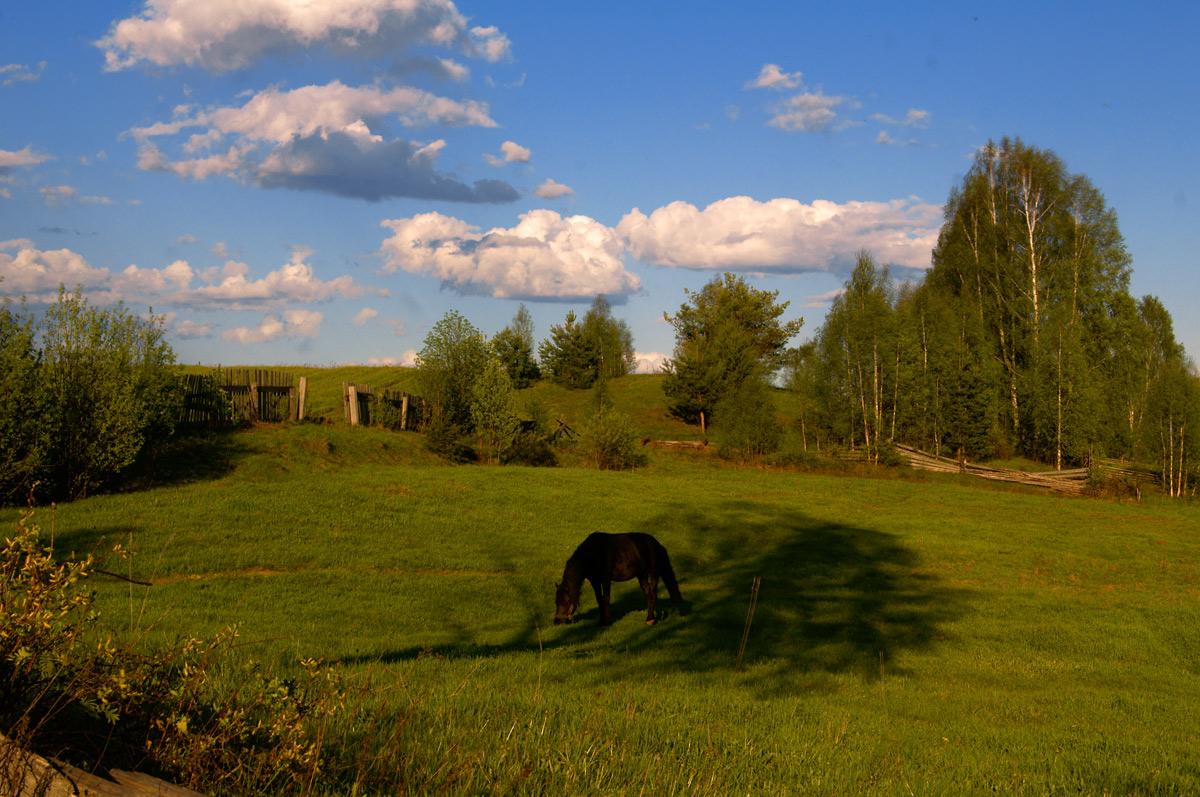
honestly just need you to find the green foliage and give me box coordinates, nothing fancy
[0,302,43,504]
[576,408,647,470]
[711,374,783,461]
[416,311,491,431]
[663,272,803,428]
[0,289,183,503]
[0,508,381,796]
[469,358,521,463]
[491,303,541,388]
[794,137,1194,483]
[37,289,182,500]
[538,296,635,389]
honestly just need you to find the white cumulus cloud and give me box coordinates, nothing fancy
[223,309,324,344]
[131,82,517,202]
[0,240,110,295]
[0,240,368,310]
[617,196,941,272]
[380,210,641,300]
[99,0,501,72]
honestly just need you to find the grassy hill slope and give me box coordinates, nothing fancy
[7,419,1197,794]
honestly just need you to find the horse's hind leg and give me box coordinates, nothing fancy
[639,575,658,625]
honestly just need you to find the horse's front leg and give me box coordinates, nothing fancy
[639,575,658,625]
[598,580,613,625]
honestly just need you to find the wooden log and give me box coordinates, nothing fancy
[109,769,208,797]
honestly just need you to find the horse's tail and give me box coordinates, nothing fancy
[658,544,683,604]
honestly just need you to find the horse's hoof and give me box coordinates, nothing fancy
[645,618,656,626]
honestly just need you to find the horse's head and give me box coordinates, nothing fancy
[554,581,577,624]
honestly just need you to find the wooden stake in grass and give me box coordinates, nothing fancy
[735,576,761,672]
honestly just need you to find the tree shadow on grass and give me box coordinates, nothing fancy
[341,501,969,694]
[119,430,248,494]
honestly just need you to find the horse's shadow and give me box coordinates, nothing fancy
[339,501,968,693]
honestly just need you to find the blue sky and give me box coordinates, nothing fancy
[2,1,1197,370]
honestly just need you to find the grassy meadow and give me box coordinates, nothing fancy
[6,373,1200,794]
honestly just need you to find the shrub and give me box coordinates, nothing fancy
[577,410,647,470]
[36,289,183,500]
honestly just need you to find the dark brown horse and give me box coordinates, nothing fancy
[554,532,682,626]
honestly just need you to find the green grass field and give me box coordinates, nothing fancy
[6,377,1199,795]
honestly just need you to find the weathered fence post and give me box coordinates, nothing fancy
[297,376,307,421]
[249,382,259,421]
[400,393,410,430]
[347,384,360,426]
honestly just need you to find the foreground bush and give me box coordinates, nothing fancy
[0,508,405,796]
[0,289,184,503]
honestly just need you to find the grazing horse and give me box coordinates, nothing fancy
[554,532,682,626]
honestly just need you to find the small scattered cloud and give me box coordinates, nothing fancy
[469,26,511,62]
[501,140,531,162]
[804,288,846,309]
[0,146,51,173]
[767,91,847,133]
[352,307,379,325]
[533,178,574,199]
[1,62,46,86]
[379,209,640,300]
[876,130,920,147]
[173,318,213,337]
[872,108,931,128]
[746,64,803,90]
[177,234,197,245]
[360,351,417,367]
[485,140,531,167]
[39,185,116,208]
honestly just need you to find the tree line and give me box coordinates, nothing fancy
[784,139,1198,492]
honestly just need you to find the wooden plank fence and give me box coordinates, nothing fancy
[834,443,1161,495]
[180,369,307,426]
[341,382,423,429]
